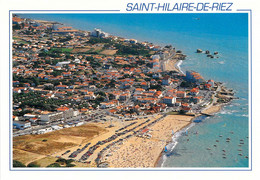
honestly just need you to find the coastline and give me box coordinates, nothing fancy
[11,16,244,168]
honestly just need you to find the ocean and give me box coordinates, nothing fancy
[18,13,249,168]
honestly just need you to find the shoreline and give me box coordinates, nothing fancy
[153,118,195,167]
[12,16,239,168]
[155,103,225,168]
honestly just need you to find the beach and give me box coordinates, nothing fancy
[104,115,193,168]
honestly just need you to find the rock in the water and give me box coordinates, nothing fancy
[197,49,203,53]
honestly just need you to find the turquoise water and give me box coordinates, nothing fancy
[18,13,249,168]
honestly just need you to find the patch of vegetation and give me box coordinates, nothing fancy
[87,37,112,45]
[13,160,26,167]
[46,163,61,167]
[27,162,40,167]
[115,43,150,56]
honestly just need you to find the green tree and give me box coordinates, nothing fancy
[46,163,61,167]
[27,162,40,167]
[13,160,26,167]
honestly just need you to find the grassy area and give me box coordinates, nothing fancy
[50,48,72,53]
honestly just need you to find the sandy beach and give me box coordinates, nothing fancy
[162,59,180,72]
[104,115,193,168]
[202,105,222,115]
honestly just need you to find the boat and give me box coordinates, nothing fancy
[222,150,226,152]
[238,149,242,151]
[239,153,243,156]
[219,135,223,137]
[213,145,217,147]
[223,156,227,159]
[216,140,219,142]
[207,148,211,150]
[245,156,248,159]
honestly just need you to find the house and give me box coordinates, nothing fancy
[119,93,130,101]
[13,121,31,130]
[162,76,171,85]
[103,64,112,69]
[56,61,70,67]
[100,101,116,109]
[135,88,145,94]
[207,79,214,87]
[176,91,186,98]
[62,72,72,77]
[57,106,74,119]
[163,96,176,105]
[56,85,68,89]
[40,112,63,123]
[190,88,199,96]
[193,96,203,104]
[186,70,205,83]
[141,82,149,89]
[204,83,212,90]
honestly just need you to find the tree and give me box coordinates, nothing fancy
[46,163,61,167]
[66,163,76,167]
[27,162,40,167]
[13,160,26,167]
[97,91,106,97]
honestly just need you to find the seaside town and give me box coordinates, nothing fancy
[12,15,236,168]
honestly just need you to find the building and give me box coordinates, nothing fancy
[162,76,171,85]
[207,79,215,87]
[13,121,31,130]
[56,61,71,67]
[40,112,63,123]
[91,28,109,38]
[190,88,199,96]
[57,106,74,119]
[163,96,176,105]
[186,70,205,83]
[176,91,186,98]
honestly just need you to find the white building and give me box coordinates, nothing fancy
[163,96,176,105]
[40,112,63,123]
[152,55,160,60]
[91,28,109,38]
[56,61,71,67]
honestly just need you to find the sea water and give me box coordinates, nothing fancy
[18,13,249,167]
